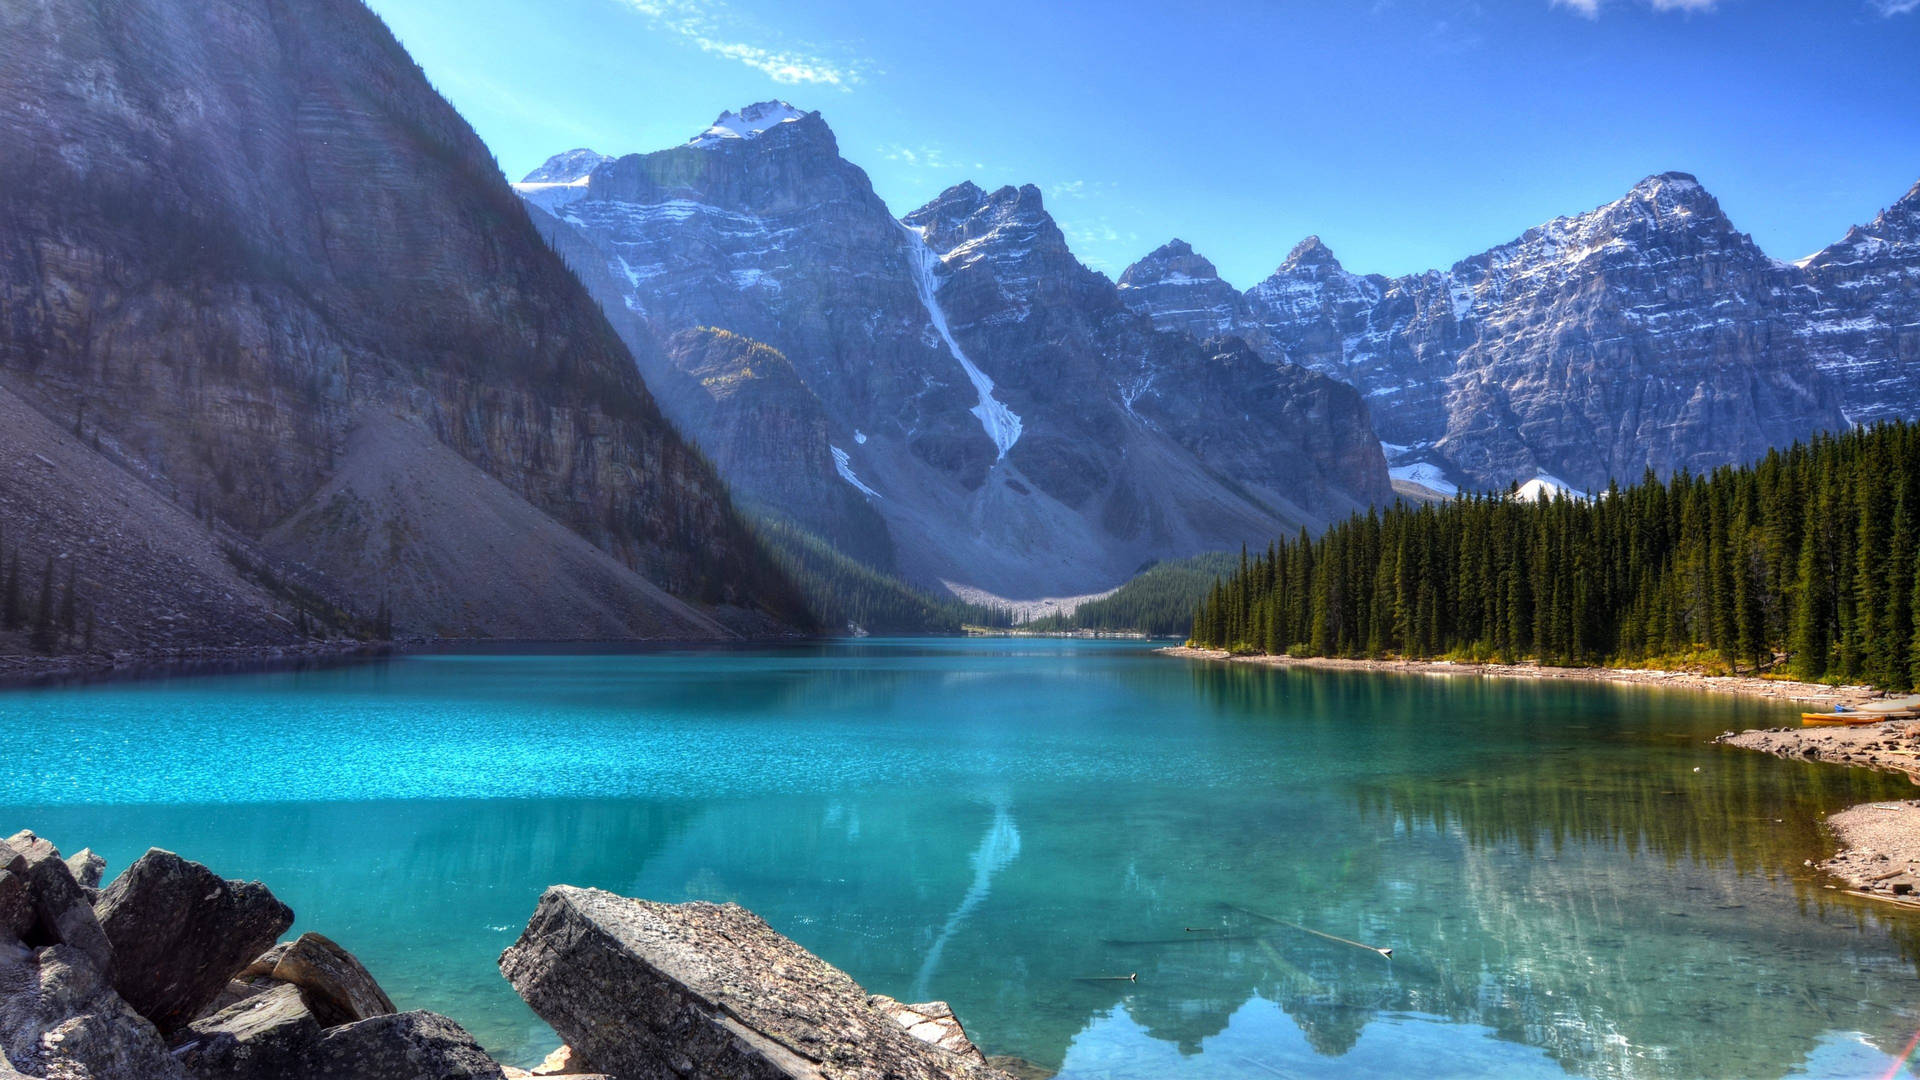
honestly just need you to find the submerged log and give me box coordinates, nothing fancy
[499,886,1012,1080]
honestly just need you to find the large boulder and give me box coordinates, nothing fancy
[94,848,293,1036]
[867,997,989,1065]
[0,941,187,1080]
[176,983,324,1080]
[239,933,395,1028]
[178,989,500,1080]
[2,833,113,977]
[302,1012,505,1080]
[63,851,105,893]
[0,859,31,944]
[499,887,1011,1080]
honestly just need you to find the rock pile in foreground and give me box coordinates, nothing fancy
[0,831,502,1080]
[2,831,1017,1079]
[500,886,1012,1079]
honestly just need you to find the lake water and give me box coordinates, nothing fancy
[3,639,1917,1079]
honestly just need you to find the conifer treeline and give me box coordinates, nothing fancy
[0,524,93,654]
[1190,423,1920,690]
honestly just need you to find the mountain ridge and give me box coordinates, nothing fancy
[515,104,1391,601]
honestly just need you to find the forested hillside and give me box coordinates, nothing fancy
[1026,553,1239,636]
[752,519,1011,635]
[1191,423,1920,689]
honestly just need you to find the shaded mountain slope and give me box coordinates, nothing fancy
[0,0,805,646]
[518,107,1390,600]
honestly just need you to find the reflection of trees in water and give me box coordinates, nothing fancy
[1354,741,1914,877]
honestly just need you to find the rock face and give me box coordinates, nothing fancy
[178,989,502,1080]
[0,0,804,649]
[0,943,187,1080]
[1125,174,1892,495]
[518,104,1389,599]
[241,933,396,1029]
[2,833,112,979]
[2,832,506,1080]
[1116,240,1268,353]
[178,983,325,1080]
[94,849,294,1037]
[499,886,1012,1080]
[1800,179,1920,424]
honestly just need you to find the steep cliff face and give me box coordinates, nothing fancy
[518,105,1390,599]
[0,0,803,641]
[1126,174,1854,494]
[1117,240,1269,353]
[1801,180,1920,424]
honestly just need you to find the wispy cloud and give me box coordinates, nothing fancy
[1553,0,1718,16]
[614,0,869,88]
[1868,0,1918,14]
[876,143,980,171]
[1046,179,1119,201]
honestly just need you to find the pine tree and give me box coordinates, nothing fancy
[2,550,18,632]
[30,555,55,654]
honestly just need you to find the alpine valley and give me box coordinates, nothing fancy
[1,0,1918,651]
[521,103,1920,605]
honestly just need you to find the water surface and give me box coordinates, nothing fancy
[3,640,1916,1079]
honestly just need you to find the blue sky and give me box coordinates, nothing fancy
[367,0,1920,284]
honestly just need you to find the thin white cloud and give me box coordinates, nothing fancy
[1046,179,1119,201]
[1553,0,1718,15]
[615,0,868,88]
[877,143,974,170]
[1869,0,1918,14]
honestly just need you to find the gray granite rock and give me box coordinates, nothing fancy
[500,886,1011,1080]
[178,986,499,1080]
[0,942,186,1080]
[304,1012,505,1080]
[2,833,113,978]
[176,982,324,1080]
[63,851,105,893]
[94,848,293,1036]
[0,861,30,945]
[252,932,396,1028]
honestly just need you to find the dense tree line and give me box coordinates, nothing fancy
[751,517,1012,634]
[1026,552,1239,636]
[0,524,92,654]
[1191,423,1920,690]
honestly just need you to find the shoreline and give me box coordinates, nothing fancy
[0,640,393,689]
[1156,646,1881,708]
[1161,646,1920,908]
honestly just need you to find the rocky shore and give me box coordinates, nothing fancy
[0,830,1019,1080]
[1159,646,1880,709]
[1715,721,1920,906]
[1164,647,1920,909]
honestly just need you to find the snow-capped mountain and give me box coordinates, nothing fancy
[1800,179,1920,424]
[515,105,1389,598]
[689,101,809,148]
[1124,172,1882,494]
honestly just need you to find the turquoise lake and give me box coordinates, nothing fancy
[3,639,1918,1079]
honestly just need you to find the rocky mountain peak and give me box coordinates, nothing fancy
[520,148,610,185]
[1118,239,1224,288]
[1281,236,1341,273]
[1602,171,1733,231]
[689,100,811,147]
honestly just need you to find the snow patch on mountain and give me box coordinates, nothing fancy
[1514,474,1590,503]
[690,101,808,148]
[831,445,880,498]
[900,221,1024,459]
[1389,462,1457,496]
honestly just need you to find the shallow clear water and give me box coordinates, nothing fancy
[3,639,1918,1079]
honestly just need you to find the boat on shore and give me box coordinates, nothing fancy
[1802,712,1894,726]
